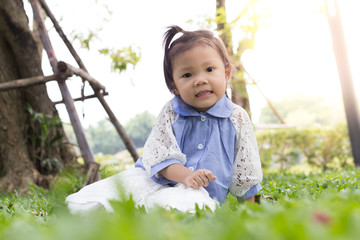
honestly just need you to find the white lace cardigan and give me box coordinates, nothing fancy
[142,101,263,198]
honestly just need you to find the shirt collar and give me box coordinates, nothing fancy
[171,94,234,118]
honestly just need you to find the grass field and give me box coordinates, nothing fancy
[1,167,360,240]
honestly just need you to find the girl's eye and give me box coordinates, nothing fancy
[183,73,192,78]
[207,67,214,72]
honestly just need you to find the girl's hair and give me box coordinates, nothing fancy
[163,25,232,95]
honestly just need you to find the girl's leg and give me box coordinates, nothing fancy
[66,168,217,214]
[65,168,163,214]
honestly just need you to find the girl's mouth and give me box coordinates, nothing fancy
[195,90,213,97]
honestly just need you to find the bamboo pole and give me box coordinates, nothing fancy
[30,0,100,184]
[39,0,140,162]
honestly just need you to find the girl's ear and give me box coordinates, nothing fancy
[225,64,233,83]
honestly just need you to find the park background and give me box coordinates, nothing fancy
[1,0,360,239]
[23,0,360,156]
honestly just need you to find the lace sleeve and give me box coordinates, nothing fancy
[229,105,263,198]
[142,101,187,174]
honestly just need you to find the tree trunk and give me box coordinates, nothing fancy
[326,0,360,166]
[0,0,77,191]
[216,0,251,114]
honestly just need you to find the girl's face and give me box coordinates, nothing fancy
[172,45,232,112]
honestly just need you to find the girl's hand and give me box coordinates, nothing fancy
[159,164,216,189]
[184,169,216,189]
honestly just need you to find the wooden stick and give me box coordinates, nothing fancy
[39,0,140,162]
[248,76,286,124]
[57,61,106,91]
[0,61,105,92]
[242,70,285,124]
[83,162,100,186]
[30,0,100,183]
[53,92,109,105]
[38,0,88,72]
[30,0,57,71]
[0,74,65,91]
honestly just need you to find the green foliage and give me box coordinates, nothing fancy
[26,104,64,174]
[261,168,360,200]
[72,29,100,50]
[65,111,155,155]
[85,120,125,155]
[70,2,141,75]
[256,124,353,170]
[215,0,263,57]
[125,111,156,148]
[1,168,360,239]
[257,128,301,169]
[96,153,138,178]
[70,2,111,50]
[99,46,141,73]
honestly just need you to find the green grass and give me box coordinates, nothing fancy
[1,167,360,240]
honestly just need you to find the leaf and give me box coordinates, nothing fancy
[49,135,63,146]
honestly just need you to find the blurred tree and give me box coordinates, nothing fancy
[125,111,156,148]
[317,125,350,171]
[268,129,301,169]
[216,0,261,115]
[326,0,360,166]
[66,111,156,155]
[85,120,125,155]
[0,0,77,190]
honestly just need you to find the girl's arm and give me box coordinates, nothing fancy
[159,164,216,189]
[229,105,263,203]
[141,101,187,174]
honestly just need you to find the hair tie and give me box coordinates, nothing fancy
[168,31,184,49]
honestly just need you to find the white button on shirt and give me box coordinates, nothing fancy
[201,117,206,122]
[197,144,203,150]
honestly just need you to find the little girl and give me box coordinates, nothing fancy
[66,25,263,213]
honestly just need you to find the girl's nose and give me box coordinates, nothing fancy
[193,74,208,86]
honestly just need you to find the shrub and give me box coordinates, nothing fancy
[256,123,352,170]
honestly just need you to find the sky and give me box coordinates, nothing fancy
[25,0,360,127]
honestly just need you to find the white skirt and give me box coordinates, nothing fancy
[65,168,218,214]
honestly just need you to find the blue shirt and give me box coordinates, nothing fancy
[135,95,261,202]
